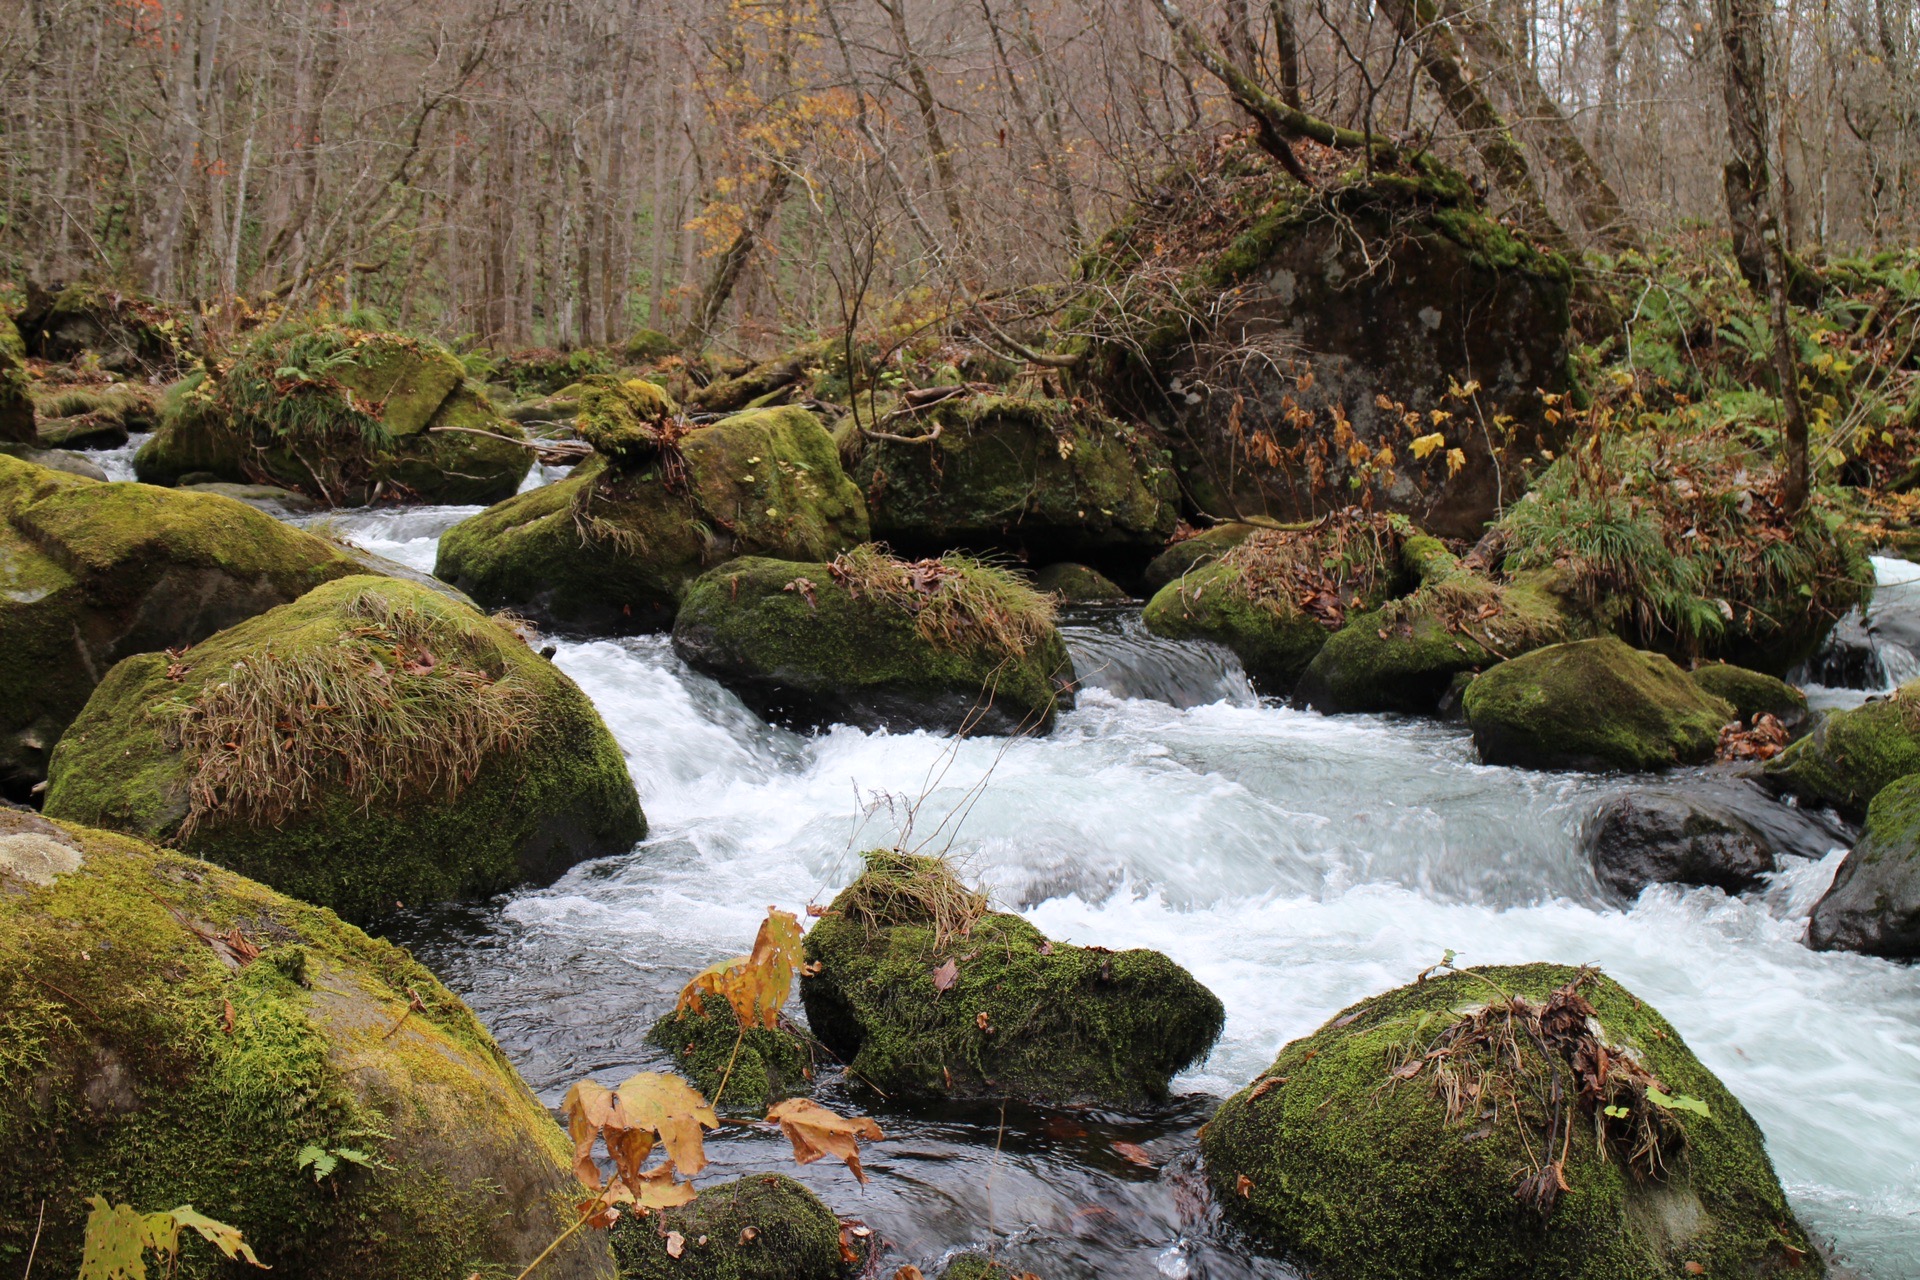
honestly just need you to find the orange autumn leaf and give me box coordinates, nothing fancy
[677,907,805,1030]
[767,1098,884,1183]
[561,1071,717,1210]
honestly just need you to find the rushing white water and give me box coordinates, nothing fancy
[90,431,150,482]
[268,506,1920,1275]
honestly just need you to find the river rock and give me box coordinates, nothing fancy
[1143,517,1401,694]
[1764,682,1920,818]
[800,850,1223,1105]
[1808,774,1920,958]
[843,392,1177,561]
[1,315,36,443]
[1687,662,1808,732]
[136,323,532,504]
[673,550,1075,736]
[608,1174,850,1280]
[178,480,323,518]
[1200,963,1820,1280]
[438,404,868,633]
[0,810,615,1280]
[1034,561,1130,602]
[1585,783,1819,898]
[16,281,192,375]
[1140,522,1258,594]
[1464,636,1734,771]
[0,454,364,800]
[44,574,644,923]
[645,1000,813,1110]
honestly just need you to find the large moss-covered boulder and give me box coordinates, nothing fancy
[645,1001,813,1110]
[800,851,1223,1105]
[44,574,645,922]
[1808,774,1920,957]
[0,314,32,443]
[844,393,1177,560]
[0,811,615,1280]
[16,282,192,375]
[438,405,868,634]
[1688,663,1808,732]
[673,549,1075,736]
[608,1174,850,1280]
[1464,636,1734,771]
[0,455,364,800]
[1143,515,1402,693]
[1033,561,1130,602]
[135,323,532,504]
[1079,144,1572,540]
[1765,684,1920,818]
[1200,964,1819,1280]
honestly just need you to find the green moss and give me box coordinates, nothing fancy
[0,454,364,799]
[1144,561,1330,693]
[1808,774,1920,956]
[24,284,192,374]
[941,1258,1013,1280]
[672,554,1074,736]
[846,394,1176,557]
[0,813,615,1280]
[645,1003,813,1111]
[1200,964,1818,1280]
[1033,562,1130,602]
[436,407,868,634]
[624,329,674,362]
[43,575,645,923]
[1,318,36,443]
[1141,523,1259,594]
[1687,663,1807,726]
[1463,636,1734,771]
[799,851,1223,1105]
[1764,682,1920,818]
[568,375,679,462]
[608,1175,845,1280]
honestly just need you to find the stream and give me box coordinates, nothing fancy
[85,447,1920,1277]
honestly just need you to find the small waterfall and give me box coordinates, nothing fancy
[1060,607,1258,709]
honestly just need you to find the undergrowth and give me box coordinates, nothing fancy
[829,544,1057,657]
[1210,511,1403,626]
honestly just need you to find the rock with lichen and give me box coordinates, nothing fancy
[0,809,616,1280]
[800,850,1223,1106]
[1200,963,1820,1280]
[15,281,193,375]
[1764,681,1920,819]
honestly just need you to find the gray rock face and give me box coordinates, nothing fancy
[1584,775,1847,899]
[1809,773,1920,958]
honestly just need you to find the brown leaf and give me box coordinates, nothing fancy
[931,958,959,992]
[837,1225,859,1264]
[892,1268,925,1280]
[1235,1173,1254,1198]
[1248,1075,1287,1100]
[561,1071,717,1205]
[221,999,236,1035]
[1111,1141,1155,1168]
[665,1230,685,1258]
[767,1098,884,1183]
[975,1011,994,1035]
[1684,1264,1705,1276]
[1392,1060,1424,1080]
[739,1227,758,1245]
[1037,941,1053,956]
[677,907,805,1030]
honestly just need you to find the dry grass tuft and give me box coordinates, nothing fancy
[829,544,1056,657]
[160,589,540,837]
[1207,511,1401,627]
[839,848,990,948]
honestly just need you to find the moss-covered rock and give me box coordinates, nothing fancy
[0,314,33,443]
[567,375,678,461]
[608,1174,848,1280]
[673,551,1075,736]
[844,394,1177,560]
[437,406,868,634]
[0,811,615,1280]
[16,282,192,375]
[1140,522,1258,594]
[1464,636,1734,771]
[1687,663,1807,731]
[1200,964,1818,1280]
[0,442,108,479]
[1142,516,1402,694]
[1763,682,1920,818]
[0,455,364,800]
[941,1258,1014,1280]
[1808,774,1920,958]
[645,1002,813,1111]
[44,574,644,923]
[800,851,1223,1105]
[1033,561,1130,602]
[135,323,532,505]
[32,381,159,450]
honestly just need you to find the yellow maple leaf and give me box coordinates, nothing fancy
[562,1071,718,1208]
[1447,448,1468,477]
[1411,432,1446,460]
[677,908,805,1029]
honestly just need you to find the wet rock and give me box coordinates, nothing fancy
[1033,561,1129,602]
[608,1174,850,1280]
[1464,636,1733,772]
[44,574,645,923]
[1200,963,1820,1280]
[0,315,31,443]
[1581,773,1848,898]
[0,811,615,1280]
[645,1001,813,1110]
[844,393,1178,561]
[1808,774,1920,958]
[1140,522,1258,595]
[673,550,1074,736]
[1764,682,1920,819]
[0,454,364,800]
[177,481,323,518]
[800,850,1223,1106]
[1687,662,1807,732]
[0,442,109,480]
[32,383,158,451]
[438,405,868,634]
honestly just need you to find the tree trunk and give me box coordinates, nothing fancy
[879,0,971,255]
[679,167,793,353]
[1269,0,1304,109]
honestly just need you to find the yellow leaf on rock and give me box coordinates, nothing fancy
[677,908,805,1029]
[1411,432,1445,460]
[767,1098,885,1183]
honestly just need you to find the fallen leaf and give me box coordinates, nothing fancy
[768,1098,884,1183]
[931,959,958,992]
[666,1230,685,1258]
[677,907,805,1030]
[1684,1264,1705,1275]
[1248,1075,1286,1100]
[837,1225,859,1264]
[1111,1141,1155,1167]
[1037,940,1053,956]
[561,1071,717,1207]
[739,1227,758,1245]
[892,1268,924,1280]
[1235,1173,1254,1198]
[221,999,235,1035]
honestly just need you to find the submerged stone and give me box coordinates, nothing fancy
[1808,774,1920,958]
[0,811,615,1280]
[801,851,1223,1106]
[44,574,645,923]
[1200,964,1820,1280]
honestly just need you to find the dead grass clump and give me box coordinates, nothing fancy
[1210,511,1400,627]
[838,849,990,948]
[160,589,540,837]
[829,544,1057,657]
[1376,573,1567,654]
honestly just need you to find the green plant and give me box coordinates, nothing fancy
[76,1197,265,1279]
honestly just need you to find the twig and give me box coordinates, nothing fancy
[23,1198,44,1279]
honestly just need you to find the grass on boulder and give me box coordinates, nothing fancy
[828,544,1058,660]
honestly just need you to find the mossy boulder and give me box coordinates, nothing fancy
[1463,636,1734,772]
[135,324,532,504]
[0,811,615,1280]
[0,455,364,800]
[0,314,33,443]
[568,375,678,460]
[1687,663,1808,731]
[800,851,1224,1105]
[16,282,192,375]
[1808,774,1920,957]
[1140,522,1258,594]
[437,406,868,634]
[1200,964,1818,1280]
[1763,682,1920,818]
[673,551,1075,736]
[1033,561,1129,602]
[645,1002,813,1110]
[942,1258,1014,1280]
[1142,517,1402,694]
[608,1174,850,1280]
[43,574,645,923]
[32,382,159,450]
[844,394,1178,560]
